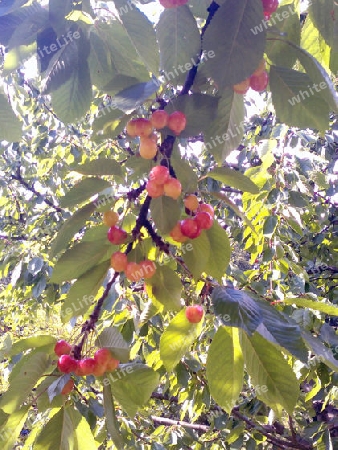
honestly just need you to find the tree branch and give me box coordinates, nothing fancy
[11,168,63,213]
[151,416,209,432]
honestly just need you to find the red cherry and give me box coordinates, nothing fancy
[185,305,204,323]
[167,111,187,135]
[150,110,169,129]
[111,251,128,272]
[170,222,188,243]
[233,78,250,94]
[139,260,156,279]
[54,340,71,357]
[195,212,213,230]
[125,262,143,282]
[249,71,269,92]
[149,166,170,185]
[57,355,78,374]
[94,348,112,366]
[163,177,182,200]
[106,357,119,372]
[184,195,199,212]
[61,379,74,395]
[180,218,201,239]
[107,226,128,245]
[262,0,279,14]
[78,358,97,376]
[126,118,153,137]
[159,0,188,8]
[198,203,215,218]
[146,180,165,198]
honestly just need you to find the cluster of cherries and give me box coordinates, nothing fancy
[146,165,182,200]
[126,110,187,160]
[262,0,279,20]
[170,195,215,241]
[233,58,269,94]
[55,340,119,392]
[104,211,157,281]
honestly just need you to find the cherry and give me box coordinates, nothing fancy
[167,111,187,135]
[125,262,143,282]
[195,212,213,230]
[103,210,119,227]
[262,0,278,14]
[170,222,188,243]
[159,0,188,8]
[185,305,204,323]
[105,357,119,372]
[149,166,170,185]
[126,118,153,137]
[180,218,201,239]
[111,251,128,272]
[139,136,158,160]
[78,358,97,376]
[61,379,74,395]
[252,58,266,77]
[198,203,215,218]
[94,348,112,366]
[54,340,71,357]
[150,110,168,129]
[146,180,165,198]
[107,226,128,245]
[163,177,182,200]
[184,194,199,212]
[139,260,156,279]
[250,71,269,92]
[233,78,250,94]
[57,355,78,374]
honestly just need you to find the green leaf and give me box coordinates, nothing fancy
[283,297,338,316]
[182,232,210,280]
[160,309,204,372]
[150,196,181,236]
[206,327,244,413]
[96,327,130,363]
[212,287,262,335]
[301,330,338,373]
[114,0,159,74]
[71,158,123,178]
[0,405,30,450]
[50,241,110,283]
[156,6,200,84]
[34,407,97,450]
[103,384,124,449]
[202,0,266,88]
[256,299,309,363]
[204,220,231,281]
[61,260,110,322]
[300,14,331,70]
[269,65,330,132]
[202,167,259,194]
[285,41,338,112]
[0,351,50,414]
[164,94,219,138]
[309,0,336,48]
[240,331,299,415]
[0,91,22,141]
[171,155,199,193]
[204,88,245,164]
[7,6,48,49]
[263,216,278,237]
[50,202,96,257]
[145,265,182,311]
[92,106,125,138]
[51,58,92,123]
[265,3,300,68]
[10,335,56,355]
[0,3,42,45]
[112,79,159,112]
[60,178,112,209]
[109,364,160,417]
